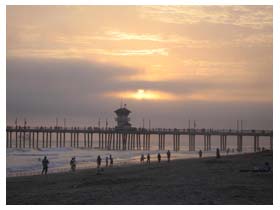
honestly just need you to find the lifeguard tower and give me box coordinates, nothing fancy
[114,104,132,129]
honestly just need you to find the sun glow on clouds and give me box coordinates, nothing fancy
[7,6,272,104]
[106,88,272,103]
[106,89,176,101]
[97,48,169,56]
[105,31,165,42]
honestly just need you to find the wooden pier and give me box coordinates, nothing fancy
[6,126,273,152]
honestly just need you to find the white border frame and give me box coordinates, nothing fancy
[1,0,278,208]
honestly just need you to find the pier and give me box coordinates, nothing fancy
[6,126,273,152]
[6,105,273,152]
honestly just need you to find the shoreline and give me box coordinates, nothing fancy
[7,150,253,178]
[7,151,273,204]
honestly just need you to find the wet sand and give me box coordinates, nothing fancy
[6,151,272,205]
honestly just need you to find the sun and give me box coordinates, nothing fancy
[135,89,146,100]
[106,89,175,101]
[133,89,162,100]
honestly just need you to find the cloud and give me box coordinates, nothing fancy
[98,48,169,56]
[6,6,272,129]
[106,87,271,103]
[6,58,138,115]
[140,6,272,29]
[104,31,166,42]
[6,58,272,128]
[54,32,169,44]
[8,48,169,59]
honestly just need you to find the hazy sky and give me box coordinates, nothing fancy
[6,6,273,129]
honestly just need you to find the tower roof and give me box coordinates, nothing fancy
[114,107,131,115]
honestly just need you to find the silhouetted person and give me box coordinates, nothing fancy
[251,162,272,172]
[157,153,161,163]
[109,154,113,166]
[97,155,102,168]
[147,153,151,165]
[106,156,109,167]
[70,157,76,172]
[140,154,145,164]
[41,156,49,175]
[167,150,171,162]
[216,148,221,158]
[198,150,202,158]
[264,162,271,172]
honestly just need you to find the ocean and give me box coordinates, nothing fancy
[6,134,271,177]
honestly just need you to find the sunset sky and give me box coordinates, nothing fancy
[6,6,273,129]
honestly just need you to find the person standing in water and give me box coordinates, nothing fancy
[41,156,49,175]
[109,154,113,167]
[147,153,151,165]
[97,155,102,168]
[105,156,109,167]
[216,148,221,158]
[198,150,202,158]
[167,150,171,162]
[140,154,145,164]
[157,153,161,163]
[70,157,76,172]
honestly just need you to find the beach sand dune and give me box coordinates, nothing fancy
[6,151,272,205]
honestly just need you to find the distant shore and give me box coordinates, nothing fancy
[6,151,272,205]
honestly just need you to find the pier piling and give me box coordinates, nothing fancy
[189,134,195,151]
[220,135,227,151]
[254,136,259,152]
[237,135,243,152]
[6,127,272,152]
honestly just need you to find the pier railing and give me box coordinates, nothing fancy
[6,126,273,136]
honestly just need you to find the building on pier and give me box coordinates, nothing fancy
[114,104,132,129]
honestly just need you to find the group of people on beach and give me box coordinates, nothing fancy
[40,154,114,175]
[97,154,114,168]
[40,150,172,175]
[40,146,270,175]
[41,156,77,175]
[197,147,237,159]
[140,150,171,165]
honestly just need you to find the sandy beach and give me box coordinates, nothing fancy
[6,151,272,205]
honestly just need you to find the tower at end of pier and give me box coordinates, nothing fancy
[114,104,132,129]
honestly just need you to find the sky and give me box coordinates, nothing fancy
[6,6,273,129]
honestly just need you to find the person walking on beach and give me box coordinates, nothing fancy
[157,153,161,163]
[106,156,109,167]
[140,154,145,164]
[70,157,76,172]
[109,154,113,167]
[198,150,202,158]
[97,155,102,168]
[147,153,151,165]
[41,156,49,175]
[216,148,221,158]
[167,150,171,162]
